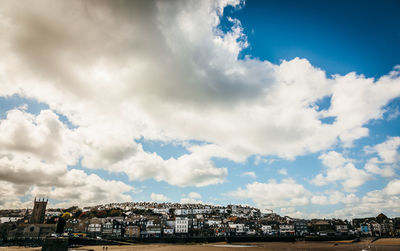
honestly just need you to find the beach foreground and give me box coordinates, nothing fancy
[1,238,400,251]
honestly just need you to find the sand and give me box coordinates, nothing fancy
[1,238,400,251]
[72,238,400,251]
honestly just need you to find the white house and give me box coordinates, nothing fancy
[229,223,245,234]
[175,217,189,233]
[279,224,295,235]
[261,225,273,234]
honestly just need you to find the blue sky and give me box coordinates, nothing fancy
[229,0,400,77]
[0,0,399,219]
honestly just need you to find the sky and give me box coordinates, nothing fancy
[0,0,399,219]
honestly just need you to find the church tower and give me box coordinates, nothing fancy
[30,197,48,224]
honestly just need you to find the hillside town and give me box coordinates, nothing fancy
[1,199,400,242]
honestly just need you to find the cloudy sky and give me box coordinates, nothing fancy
[0,0,399,219]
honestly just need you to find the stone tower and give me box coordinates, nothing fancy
[30,197,48,224]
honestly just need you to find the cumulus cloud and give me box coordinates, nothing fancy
[311,191,359,205]
[362,137,400,177]
[384,179,400,195]
[31,169,134,206]
[231,178,310,209]
[0,0,400,207]
[311,151,370,191]
[241,171,257,179]
[231,177,400,219]
[188,192,202,199]
[150,193,169,202]
[0,108,79,165]
[278,169,288,175]
[0,0,399,163]
[111,144,228,187]
[364,157,395,178]
[366,136,400,162]
[329,179,400,219]
[0,108,134,208]
[180,192,203,204]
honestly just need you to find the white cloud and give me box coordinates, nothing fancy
[0,0,399,208]
[387,107,400,120]
[0,0,398,165]
[365,137,400,163]
[278,169,288,175]
[231,178,310,209]
[232,177,400,219]
[0,108,134,208]
[188,192,202,199]
[241,171,257,179]
[111,144,228,187]
[311,191,359,205]
[150,193,169,202]
[180,192,203,204]
[363,137,399,177]
[311,151,371,192]
[31,169,134,206]
[384,179,400,195]
[0,109,79,165]
[329,179,400,219]
[364,157,395,178]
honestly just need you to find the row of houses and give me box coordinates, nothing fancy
[1,202,400,239]
[60,214,392,238]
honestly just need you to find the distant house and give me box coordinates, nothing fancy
[206,218,222,227]
[312,220,334,235]
[294,220,308,236]
[229,223,245,235]
[360,225,371,236]
[370,221,381,236]
[333,220,348,235]
[125,225,140,238]
[175,217,189,234]
[102,221,113,236]
[163,226,174,235]
[0,217,22,224]
[112,220,123,237]
[87,218,102,236]
[279,224,295,236]
[261,225,273,235]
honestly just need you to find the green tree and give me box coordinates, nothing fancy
[61,212,72,220]
[74,209,82,218]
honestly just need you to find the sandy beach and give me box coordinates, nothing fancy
[1,238,399,251]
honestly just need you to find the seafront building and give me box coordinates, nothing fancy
[0,200,400,240]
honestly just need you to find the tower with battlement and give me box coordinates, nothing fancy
[30,197,48,224]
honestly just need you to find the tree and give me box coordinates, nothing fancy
[61,212,72,220]
[78,211,90,219]
[74,209,82,218]
[66,206,78,213]
[56,217,66,234]
[97,210,107,218]
[110,208,122,217]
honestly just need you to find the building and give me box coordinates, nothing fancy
[163,226,174,235]
[261,225,273,235]
[279,224,295,235]
[175,217,189,233]
[229,223,245,235]
[312,220,334,235]
[112,220,123,237]
[294,220,308,236]
[8,224,56,238]
[125,225,140,238]
[30,198,47,224]
[102,221,113,236]
[87,218,102,236]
